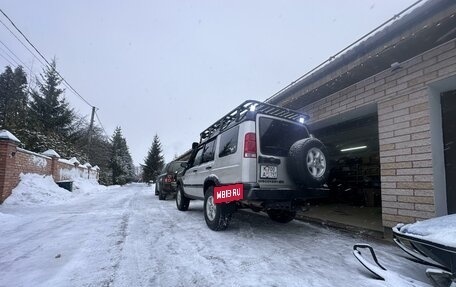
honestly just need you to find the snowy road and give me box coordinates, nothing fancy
[0,183,432,287]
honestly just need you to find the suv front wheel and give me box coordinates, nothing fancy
[204,186,233,231]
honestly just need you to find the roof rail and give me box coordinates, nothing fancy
[199,100,309,142]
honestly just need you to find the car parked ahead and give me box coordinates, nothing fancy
[155,161,186,200]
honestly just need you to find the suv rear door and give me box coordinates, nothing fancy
[256,115,310,188]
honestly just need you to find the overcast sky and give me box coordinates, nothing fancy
[1,0,419,165]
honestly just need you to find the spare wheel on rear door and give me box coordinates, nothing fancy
[287,138,329,187]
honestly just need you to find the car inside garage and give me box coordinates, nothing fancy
[298,106,382,233]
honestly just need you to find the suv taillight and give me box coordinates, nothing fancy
[244,132,257,158]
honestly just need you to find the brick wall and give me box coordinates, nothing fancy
[0,135,100,203]
[296,39,456,227]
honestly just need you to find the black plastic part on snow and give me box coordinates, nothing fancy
[353,244,386,280]
[56,181,73,192]
[393,226,456,276]
[199,100,310,142]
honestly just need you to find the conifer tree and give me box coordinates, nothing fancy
[0,66,28,130]
[29,58,75,137]
[143,134,165,182]
[110,127,134,185]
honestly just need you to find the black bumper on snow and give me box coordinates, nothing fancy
[161,183,178,194]
[242,183,330,201]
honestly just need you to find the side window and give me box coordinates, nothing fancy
[193,148,204,167]
[219,126,239,158]
[161,164,168,174]
[202,140,216,163]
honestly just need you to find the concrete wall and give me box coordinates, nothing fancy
[0,134,99,203]
[295,39,456,227]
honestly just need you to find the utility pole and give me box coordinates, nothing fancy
[87,106,96,161]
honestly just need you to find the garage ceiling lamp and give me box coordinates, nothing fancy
[341,145,367,152]
[299,117,305,124]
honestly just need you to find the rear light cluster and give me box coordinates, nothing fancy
[244,132,257,158]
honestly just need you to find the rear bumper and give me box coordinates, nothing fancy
[243,183,329,201]
[162,183,178,193]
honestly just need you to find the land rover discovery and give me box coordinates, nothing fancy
[176,100,329,231]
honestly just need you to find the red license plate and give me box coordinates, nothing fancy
[213,184,243,204]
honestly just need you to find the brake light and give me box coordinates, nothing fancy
[244,132,257,158]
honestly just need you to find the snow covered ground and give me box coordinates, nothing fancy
[0,174,434,287]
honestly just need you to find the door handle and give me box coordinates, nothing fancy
[206,166,212,170]
[192,169,197,173]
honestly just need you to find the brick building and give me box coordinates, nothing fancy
[266,0,456,233]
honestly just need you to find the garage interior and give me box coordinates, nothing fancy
[441,90,456,214]
[298,106,383,233]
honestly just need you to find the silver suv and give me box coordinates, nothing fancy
[176,100,329,231]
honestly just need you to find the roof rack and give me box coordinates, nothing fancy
[199,100,309,142]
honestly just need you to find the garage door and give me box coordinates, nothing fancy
[441,90,455,214]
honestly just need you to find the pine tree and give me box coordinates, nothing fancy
[110,127,134,185]
[0,66,28,131]
[29,58,75,137]
[143,134,165,182]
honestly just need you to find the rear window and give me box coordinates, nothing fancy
[167,161,184,173]
[259,117,309,157]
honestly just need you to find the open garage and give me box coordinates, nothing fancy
[267,0,456,235]
[301,107,383,233]
[441,90,456,214]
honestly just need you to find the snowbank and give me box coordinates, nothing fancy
[4,174,74,206]
[3,173,108,206]
[397,214,456,248]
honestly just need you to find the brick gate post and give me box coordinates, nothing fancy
[0,130,21,203]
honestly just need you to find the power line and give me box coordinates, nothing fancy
[95,110,110,140]
[0,47,19,66]
[0,8,95,108]
[0,18,48,68]
[0,39,33,70]
[0,51,15,66]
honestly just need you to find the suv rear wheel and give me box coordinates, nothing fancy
[176,185,190,211]
[204,186,232,231]
[267,209,296,223]
[288,138,329,187]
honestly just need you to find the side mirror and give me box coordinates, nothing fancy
[192,142,198,149]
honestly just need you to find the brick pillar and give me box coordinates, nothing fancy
[0,138,19,204]
[51,156,59,181]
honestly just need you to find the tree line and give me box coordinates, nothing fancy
[0,60,165,185]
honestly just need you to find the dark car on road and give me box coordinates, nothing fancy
[155,161,186,200]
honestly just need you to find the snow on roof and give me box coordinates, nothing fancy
[42,149,60,158]
[58,158,71,164]
[92,165,100,171]
[68,157,80,165]
[82,163,92,168]
[0,130,21,143]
